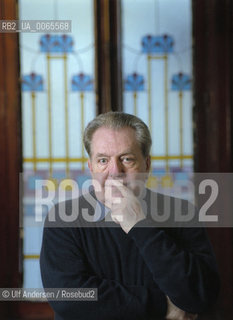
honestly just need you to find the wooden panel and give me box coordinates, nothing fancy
[0,0,21,317]
[193,0,233,172]
[193,0,233,319]
[0,0,21,316]
[15,302,54,319]
[94,0,123,114]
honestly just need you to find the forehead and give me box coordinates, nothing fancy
[91,126,140,155]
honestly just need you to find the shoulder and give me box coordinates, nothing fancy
[145,188,198,228]
[43,189,98,228]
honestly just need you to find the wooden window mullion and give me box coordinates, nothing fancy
[94,0,123,114]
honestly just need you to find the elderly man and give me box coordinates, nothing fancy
[40,112,219,320]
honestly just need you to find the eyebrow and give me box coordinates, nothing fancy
[95,150,135,159]
[95,153,109,158]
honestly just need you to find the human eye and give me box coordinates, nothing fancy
[98,158,108,165]
[122,156,135,164]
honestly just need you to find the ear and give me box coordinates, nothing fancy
[88,159,93,172]
[146,156,151,172]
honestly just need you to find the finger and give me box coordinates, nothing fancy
[105,180,126,199]
[110,182,133,197]
[111,211,123,222]
[105,179,124,188]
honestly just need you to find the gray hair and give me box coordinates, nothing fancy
[83,112,152,158]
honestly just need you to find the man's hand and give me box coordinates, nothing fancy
[166,296,198,320]
[104,180,145,233]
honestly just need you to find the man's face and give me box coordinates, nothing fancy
[88,126,151,205]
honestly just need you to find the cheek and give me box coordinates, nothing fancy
[92,162,107,173]
[139,159,148,171]
[129,162,145,172]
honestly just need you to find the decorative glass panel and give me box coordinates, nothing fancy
[122,0,193,197]
[19,0,95,288]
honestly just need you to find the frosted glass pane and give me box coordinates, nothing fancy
[23,226,43,255]
[23,259,43,289]
[19,0,95,289]
[122,0,193,172]
[19,0,95,164]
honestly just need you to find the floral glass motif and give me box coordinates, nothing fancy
[125,73,145,91]
[71,73,94,91]
[171,73,192,91]
[142,34,174,54]
[40,34,74,53]
[21,73,44,92]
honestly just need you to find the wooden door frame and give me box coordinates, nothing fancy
[193,0,233,319]
[94,0,123,114]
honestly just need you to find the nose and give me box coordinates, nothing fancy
[108,158,124,178]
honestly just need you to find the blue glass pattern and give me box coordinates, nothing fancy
[171,73,191,91]
[75,174,92,190]
[22,73,43,92]
[52,171,67,181]
[24,204,35,216]
[71,73,94,91]
[152,168,166,177]
[40,34,74,53]
[173,172,188,181]
[125,73,145,91]
[142,34,174,54]
[28,175,44,190]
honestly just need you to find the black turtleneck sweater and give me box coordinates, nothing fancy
[40,189,220,320]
